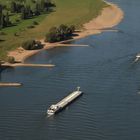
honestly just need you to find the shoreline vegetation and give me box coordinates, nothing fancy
[0,0,124,67]
[0,0,107,60]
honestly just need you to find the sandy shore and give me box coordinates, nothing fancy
[7,2,124,64]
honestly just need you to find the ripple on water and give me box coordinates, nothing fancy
[2,0,140,139]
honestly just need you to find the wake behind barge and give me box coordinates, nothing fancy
[47,87,83,115]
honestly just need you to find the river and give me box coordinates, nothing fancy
[1,0,140,140]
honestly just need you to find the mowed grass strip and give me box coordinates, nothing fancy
[0,0,107,59]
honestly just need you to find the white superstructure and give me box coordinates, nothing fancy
[135,53,140,62]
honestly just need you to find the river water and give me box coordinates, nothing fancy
[1,0,140,140]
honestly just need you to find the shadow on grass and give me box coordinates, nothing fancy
[0,39,5,42]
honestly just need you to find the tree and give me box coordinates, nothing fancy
[0,5,3,28]
[7,56,15,64]
[0,4,2,14]
[40,0,45,11]
[5,12,10,27]
[22,39,36,50]
[0,60,2,67]
[34,3,40,16]
[58,24,69,38]
[44,0,56,11]
[21,6,26,19]
[22,39,43,50]
[0,14,4,28]
[10,1,24,13]
[27,6,33,17]
[10,2,16,13]
[45,25,76,43]
[69,25,75,34]
[16,3,24,13]
[45,27,59,42]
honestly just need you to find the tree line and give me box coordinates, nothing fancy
[0,5,11,28]
[0,0,55,29]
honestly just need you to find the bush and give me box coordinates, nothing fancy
[34,41,43,49]
[0,60,2,66]
[33,21,39,25]
[16,19,20,23]
[22,39,35,50]
[45,24,76,43]
[27,25,35,29]
[22,40,43,50]
[0,32,6,35]
[14,32,19,36]
[69,25,76,34]
[7,56,15,64]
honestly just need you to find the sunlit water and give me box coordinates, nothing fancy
[1,0,140,140]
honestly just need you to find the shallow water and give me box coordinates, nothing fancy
[1,0,140,140]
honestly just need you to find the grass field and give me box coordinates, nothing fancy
[0,0,107,60]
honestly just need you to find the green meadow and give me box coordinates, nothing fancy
[0,0,107,60]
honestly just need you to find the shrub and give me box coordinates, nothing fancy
[7,56,15,64]
[22,39,35,50]
[27,25,35,29]
[0,60,2,66]
[45,24,76,43]
[0,32,6,35]
[34,41,43,49]
[33,21,39,25]
[14,32,19,36]
[69,25,76,34]
[22,40,43,50]
[16,19,20,23]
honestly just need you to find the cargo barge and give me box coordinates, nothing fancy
[47,87,83,115]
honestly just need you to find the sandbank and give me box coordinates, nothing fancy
[0,83,22,87]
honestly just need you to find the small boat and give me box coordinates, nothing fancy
[47,87,83,115]
[134,53,140,62]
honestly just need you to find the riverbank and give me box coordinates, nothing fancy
[0,0,107,60]
[6,2,123,65]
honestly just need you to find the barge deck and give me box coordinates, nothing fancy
[47,87,83,115]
